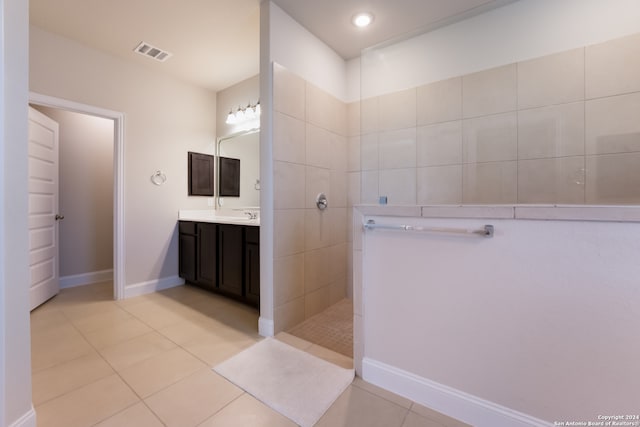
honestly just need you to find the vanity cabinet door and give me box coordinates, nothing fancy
[188,152,215,196]
[178,227,197,283]
[217,224,243,296]
[196,223,217,290]
[245,227,260,306]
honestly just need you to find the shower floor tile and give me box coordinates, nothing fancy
[287,299,353,358]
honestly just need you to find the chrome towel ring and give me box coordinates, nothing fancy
[151,170,167,186]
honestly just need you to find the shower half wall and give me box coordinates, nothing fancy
[353,0,640,425]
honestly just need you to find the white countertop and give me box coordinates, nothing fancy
[178,210,260,226]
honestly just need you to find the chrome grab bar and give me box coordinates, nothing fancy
[363,219,494,238]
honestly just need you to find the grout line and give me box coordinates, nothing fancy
[87,401,145,427]
[515,63,519,204]
[197,392,247,426]
[399,406,412,427]
[351,382,412,411]
[583,47,588,205]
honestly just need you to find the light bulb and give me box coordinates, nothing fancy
[255,101,261,116]
[225,110,235,124]
[352,12,373,28]
[245,103,255,119]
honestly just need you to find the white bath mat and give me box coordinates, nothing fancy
[213,337,354,427]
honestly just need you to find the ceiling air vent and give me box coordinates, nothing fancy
[134,41,172,62]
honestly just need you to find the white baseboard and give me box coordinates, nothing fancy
[123,275,184,299]
[258,316,274,337]
[362,358,553,427]
[9,405,36,427]
[60,269,113,288]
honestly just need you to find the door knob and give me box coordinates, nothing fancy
[55,214,65,221]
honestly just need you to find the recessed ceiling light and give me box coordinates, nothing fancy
[352,12,374,28]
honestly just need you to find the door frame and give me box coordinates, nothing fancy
[29,92,126,300]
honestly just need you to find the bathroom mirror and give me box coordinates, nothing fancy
[216,128,260,208]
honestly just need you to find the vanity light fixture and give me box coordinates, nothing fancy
[226,100,261,125]
[352,12,374,28]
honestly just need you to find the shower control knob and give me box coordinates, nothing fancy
[316,193,328,210]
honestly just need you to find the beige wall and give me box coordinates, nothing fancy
[358,211,640,423]
[1,0,34,426]
[272,64,348,332]
[358,32,640,206]
[30,26,217,289]
[33,106,114,279]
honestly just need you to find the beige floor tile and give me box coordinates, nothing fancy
[31,323,95,373]
[198,393,297,427]
[119,347,207,398]
[185,292,238,312]
[146,297,200,317]
[115,293,159,309]
[52,282,113,305]
[144,369,243,427]
[83,317,153,349]
[30,308,69,331]
[30,317,76,343]
[352,377,413,409]
[306,344,354,369]
[182,331,259,366]
[98,331,176,371]
[60,300,124,322]
[274,331,314,351]
[157,320,222,346]
[35,374,139,427]
[32,351,115,405]
[314,385,408,427]
[94,402,165,427]
[410,403,472,427]
[68,306,134,334]
[122,301,188,329]
[31,283,455,427]
[403,411,446,427]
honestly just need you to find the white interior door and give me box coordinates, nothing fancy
[28,106,61,310]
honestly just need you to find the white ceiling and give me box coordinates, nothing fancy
[270,0,516,59]
[29,0,261,92]
[29,0,516,93]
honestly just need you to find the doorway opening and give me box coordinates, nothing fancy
[29,93,125,300]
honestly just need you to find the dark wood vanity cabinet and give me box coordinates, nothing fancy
[178,221,259,307]
[244,226,260,306]
[218,224,243,296]
[196,223,217,290]
[188,152,215,196]
[178,222,197,283]
[179,221,217,290]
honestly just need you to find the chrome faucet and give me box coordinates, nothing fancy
[244,211,258,220]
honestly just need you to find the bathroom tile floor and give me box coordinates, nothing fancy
[30,282,470,427]
[288,298,354,358]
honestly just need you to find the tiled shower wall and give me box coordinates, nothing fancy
[359,32,640,205]
[272,64,349,333]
